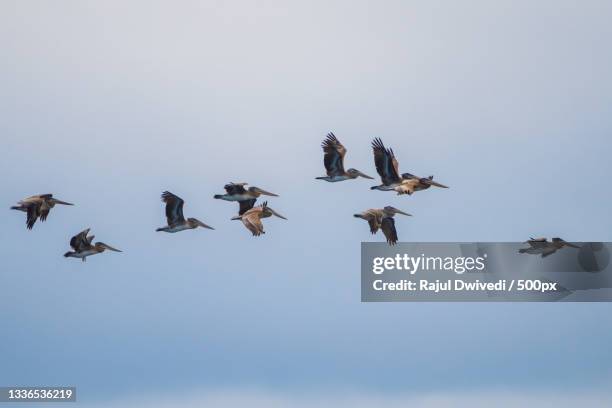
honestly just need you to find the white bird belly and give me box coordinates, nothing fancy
[76,249,98,258]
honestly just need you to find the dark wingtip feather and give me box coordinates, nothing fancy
[161,191,174,202]
[322,132,340,149]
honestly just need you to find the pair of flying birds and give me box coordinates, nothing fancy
[316,133,449,244]
[10,194,120,261]
[316,133,449,194]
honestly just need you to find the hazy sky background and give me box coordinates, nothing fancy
[1,0,612,406]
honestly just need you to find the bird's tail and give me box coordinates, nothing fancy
[214,194,224,199]
[315,176,327,180]
[354,214,364,219]
[518,248,528,254]
[370,185,378,190]
[10,206,20,210]
[63,251,72,258]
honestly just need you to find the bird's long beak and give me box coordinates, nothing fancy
[255,188,279,197]
[55,199,74,205]
[231,216,242,221]
[197,220,215,230]
[101,243,122,252]
[428,180,449,188]
[271,209,287,220]
[357,171,374,179]
[395,209,412,216]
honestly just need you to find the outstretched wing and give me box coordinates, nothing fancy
[26,204,40,230]
[367,217,380,234]
[224,183,247,195]
[381,217,398,245]
[322,132,346,176]
[372,138,401,185]
[239,198,257,215]
[161,191,185,226]
[70,228,91,251]
[242,211,264,236]
[39,200,51,222]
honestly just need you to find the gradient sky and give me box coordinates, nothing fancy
[1,0,612,406]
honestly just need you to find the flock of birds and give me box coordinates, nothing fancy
[12,133,572,261]
[10,134,450,261]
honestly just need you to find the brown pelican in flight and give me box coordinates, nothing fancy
[316,132,373,182]
[370,138,448,195]
[156,191,214,233]
[11,194,73,229]
[231,201,287,236]
[214,183,279,216]
[519,237,580,258]
[354,206,411,245]
[64,228,121,262]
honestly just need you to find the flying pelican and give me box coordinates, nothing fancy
[370,138,448,195]
[231,201,287,236]
[315,132,373,182]
[354,206,411,245]
[156,191,214,233]
[214,183,278,216]
[64,228,121,262]
[518,237,580,258]
[11,194,73,229]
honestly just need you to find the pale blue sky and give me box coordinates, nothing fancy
[1,0,612,406]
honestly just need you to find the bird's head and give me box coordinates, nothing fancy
[248,187,279,197]
[94,242,122,253]
[188,218,214,230]
[552,238,580,248]
[262,204,287,220]
[420,176,449,188]
[347,168,374,179]
[50,198,74,207]
[383,206,411,217]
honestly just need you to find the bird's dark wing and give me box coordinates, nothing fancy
[381,217,398,245]
[528,238,548,248]
[224,183,247,195]
[322,132,346,176]
[368,217,380,234]
[26,204,40,230]
[39,200,51,222]
[70,229,91,251]
[239,199,257,215]
[161,191,185,226]
[372,138,401,185]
